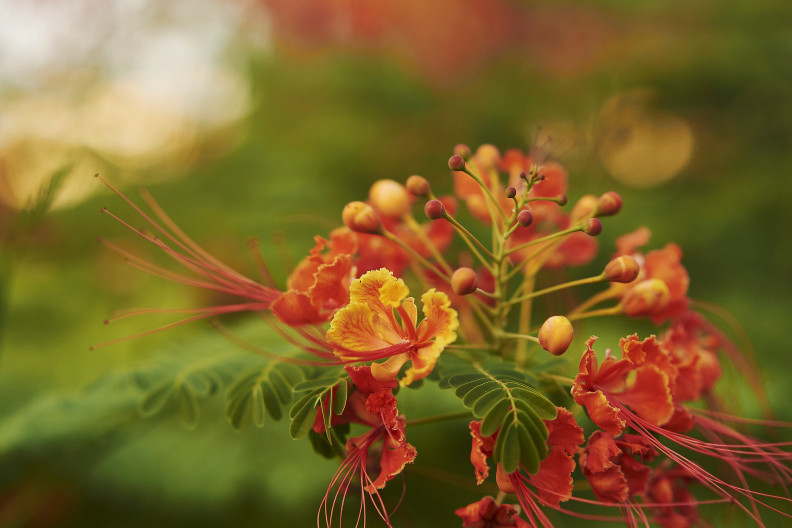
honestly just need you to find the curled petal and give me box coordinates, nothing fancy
[327,302,401,354]
[308,253,354,310]
[271,290,323,326]
[546,407,584,456]
[573,389,626,436]
[617,364,675,427]
[416,288,459,347]
[528,449,576,505]
[469,421,495,485]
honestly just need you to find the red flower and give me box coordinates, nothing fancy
[579,431,657,503]
[319,366,416,528]
[455,496,531,528]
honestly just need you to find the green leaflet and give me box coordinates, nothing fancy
[288,370,349,446]
[224,362,309,431]
[437,357,557,475]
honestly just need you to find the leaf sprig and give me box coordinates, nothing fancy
[438,357,557,474]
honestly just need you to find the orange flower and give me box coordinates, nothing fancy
[271,228,357,326]
[579,431,657,504]
[326,268,458,385]
[572,335,676,436]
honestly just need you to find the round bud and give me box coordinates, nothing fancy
[571,194,598,221]
[538,316,574,356]
[556,194,568,206]
[342,201,367,229]
[505,186,517,199]
[596,191,622,217]
[369,179,411,219]
[448,155,466,172]
[451,267,478,295]
[342,201,381,234]
[604,255,640,283]
[623,278,671,317]
[517,209,534,227]
[424,199,446,220]
[453,143,472,159]
[474,144,501,169]
[405,175,430,197]
[583,218,602,236]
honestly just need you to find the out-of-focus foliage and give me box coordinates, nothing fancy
[1,0,791,526]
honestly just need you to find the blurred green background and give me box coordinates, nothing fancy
[1,0,791,526]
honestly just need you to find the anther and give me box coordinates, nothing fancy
[451,267,478,295]
[424,199,446,220]
[538,316,574,356]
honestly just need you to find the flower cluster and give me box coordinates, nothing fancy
[97,143,791,527]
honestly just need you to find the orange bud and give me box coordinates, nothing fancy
[405,175,430,196]
[453,143,472,159]
[623,278,671,316]
[538,316,574,356]
[571,194,598,221]
[342,201,381,234]
[505,186,517,199]
[604,255,640,283]
[596,191,622,217]
[369,179,411,219]
[583,218,602,236]
[424,199,446,220]
[451,267,478,295]
[474,144,501,169]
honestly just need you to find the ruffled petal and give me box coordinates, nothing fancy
[469,421,495,485]
[370,352,410,382]
[618,364,675,427]
[416,288,458,346]
[546,407,584,456]
[574,389,626,436]
[529,448,577,505]
[271,290,324,326]
[308,253,354,311]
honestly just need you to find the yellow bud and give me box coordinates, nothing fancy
[451,267,478,295]
[405,175,430,196]
[474,144,501,169]
[623,278,670,316]
[604,255,640,283]
[342,201,381,234]
[538,316,574,356]
[571,194,598,221]
[369,179,411,219]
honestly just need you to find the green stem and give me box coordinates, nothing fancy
[406,410,473,427]
[443,212,496,261]
[504,225,583,257]
[506,274,606,306]
[567,305,623,322]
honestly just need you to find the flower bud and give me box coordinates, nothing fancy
[538,316,574,356]
[556,194,568,206]
[424,199,446,220]
[571,194,598,221]
[474,144,501,169]
[604,255,640,283]
[582,218,602,236]
[451,267,478,295]
[505,186,517,199]
[342,201,381,234]
[623,278,671,316]
[516,209,533,227]
[453,143,471,159]
[596,191,622,217]
[405,175,430,197]
[369,179,411,219]
[448,155,466,172]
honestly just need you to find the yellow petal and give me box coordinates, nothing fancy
[326,302,395,355]
[416,288,459,347]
